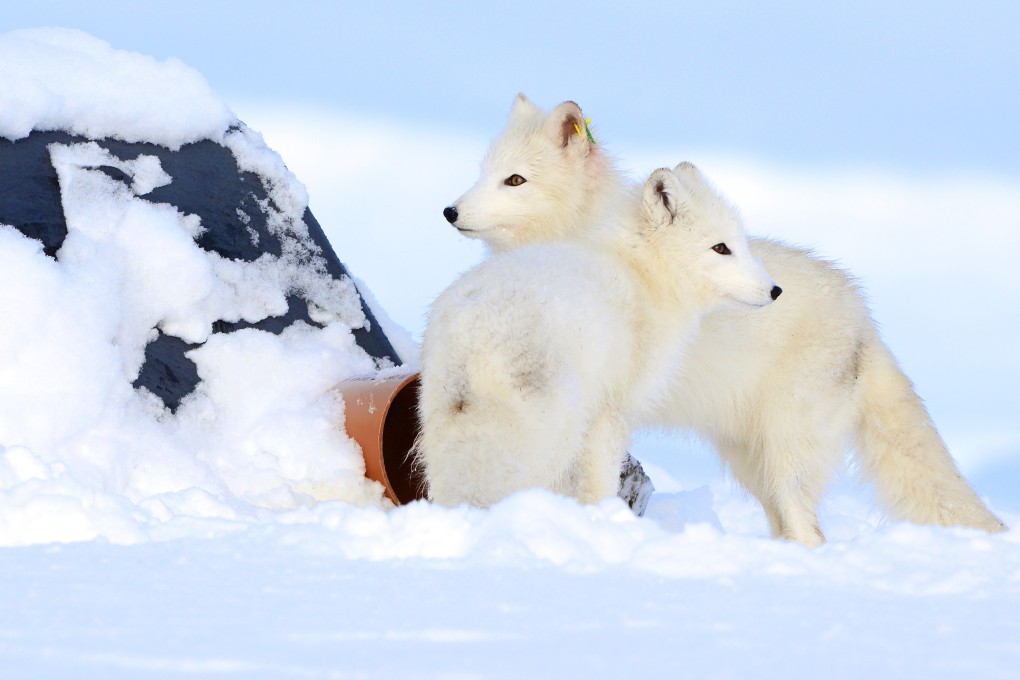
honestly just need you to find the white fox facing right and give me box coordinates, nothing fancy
[442,95,1005,546]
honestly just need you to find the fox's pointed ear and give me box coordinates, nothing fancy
[510,92,542,124]
[545,101,590,151]
[511,93,540,119]
[673,161,707,186]
[643,168,688,229]
[674,161,730,215]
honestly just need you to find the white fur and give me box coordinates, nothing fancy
[419,167,778,508]
[442,95,1006,545]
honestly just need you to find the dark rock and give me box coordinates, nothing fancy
[1,130,401,412]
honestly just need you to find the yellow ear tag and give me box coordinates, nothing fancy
[574,118,596,144]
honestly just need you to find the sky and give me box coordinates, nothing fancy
[7,1,1020,174]
[4,2,1018,485]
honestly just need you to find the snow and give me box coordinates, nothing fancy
[2,27,1019,679]
[0,27,233,149]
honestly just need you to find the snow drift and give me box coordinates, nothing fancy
[0,27,408,545]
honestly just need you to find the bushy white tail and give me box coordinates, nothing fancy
[854,338,1005,532]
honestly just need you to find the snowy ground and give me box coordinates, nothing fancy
[2,473,1019,679]
[2,28,1019,679]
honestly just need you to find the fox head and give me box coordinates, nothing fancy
[443,94,620,252]
[637,163,781,308]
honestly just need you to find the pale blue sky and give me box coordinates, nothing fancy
[7,1,1020,175]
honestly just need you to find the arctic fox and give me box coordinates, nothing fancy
[419,166,780,508]
[443,94,1005,545]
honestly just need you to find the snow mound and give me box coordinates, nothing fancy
[0,28,406,545]
[0,28,234,148]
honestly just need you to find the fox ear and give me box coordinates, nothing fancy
[673,163,705,186]
[546,101,589,151]
[643,168,688,228]
[673,161,733,216]
[673,161,706,186]
[511,93,540,119]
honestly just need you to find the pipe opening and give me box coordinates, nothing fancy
[381,376,426,504]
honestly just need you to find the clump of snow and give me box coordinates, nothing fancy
[0,185,386,545]
[0,28,234,148]
[0,28,392,546]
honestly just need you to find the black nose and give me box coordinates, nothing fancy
[770,285,783,301]
[443,206,458,224]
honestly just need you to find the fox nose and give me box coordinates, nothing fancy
[770,285,783,301]
[443,206,458,224]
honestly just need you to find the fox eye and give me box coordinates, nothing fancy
[712,243,732,255]
[504,174,527,187]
